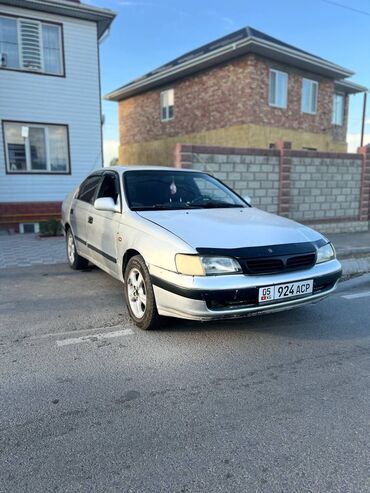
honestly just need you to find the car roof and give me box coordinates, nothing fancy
[96,166,204,175]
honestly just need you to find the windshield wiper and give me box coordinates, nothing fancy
[197,202,244,208]
[133,203,197,211]
[132,202,244,211]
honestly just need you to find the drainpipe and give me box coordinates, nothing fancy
[360,91,367,147]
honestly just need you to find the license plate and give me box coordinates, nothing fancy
[259,280,313,303]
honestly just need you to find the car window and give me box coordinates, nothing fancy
[193,177,235,204]
[124,170,246,210]
[77,175,102,204]
[96,173,120,204]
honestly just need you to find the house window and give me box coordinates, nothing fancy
[4,122,70,174]
[301,78,318,114]
[20,222,40,234]
[269,69,288,108]
[0,17,19,68]
[332,93,344,126]
[0,15,63,75]
[160,89,174,121]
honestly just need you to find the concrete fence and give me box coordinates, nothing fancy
[174,141,370,234]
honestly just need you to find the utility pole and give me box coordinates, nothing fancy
[360,91,367,147]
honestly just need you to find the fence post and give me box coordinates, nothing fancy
[174,144,193,169]
[276,140,292,217]
[357,144,370,221]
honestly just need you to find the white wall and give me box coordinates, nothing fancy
[0,5,102,203]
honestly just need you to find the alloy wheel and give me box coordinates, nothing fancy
[67,232,75,264]
[127,267,147,319]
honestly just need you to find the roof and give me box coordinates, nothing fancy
[105,26,361,101]
[104,165,203,175]
[0,0,116,39]
[335,79,368,94]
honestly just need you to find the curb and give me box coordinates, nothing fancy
[339,256,370,279]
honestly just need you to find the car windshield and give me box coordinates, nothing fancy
[124,170,247,211]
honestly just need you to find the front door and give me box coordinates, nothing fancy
[86,171,122,277]
[70,174,102,257]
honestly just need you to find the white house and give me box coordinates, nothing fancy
[0,0,115,232]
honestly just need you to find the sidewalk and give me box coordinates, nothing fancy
[0,234,65,269]
[0,230,369,277]
[328,230,370,258]
[328,231,370,278]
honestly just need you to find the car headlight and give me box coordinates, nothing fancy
[175,254,242,276]
[316,243,336,264]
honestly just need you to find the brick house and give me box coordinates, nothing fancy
[105,27,366,166]
[0,0,115,232]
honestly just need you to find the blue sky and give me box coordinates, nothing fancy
[90,0,370,162]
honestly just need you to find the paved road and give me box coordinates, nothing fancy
[0,264,370,492]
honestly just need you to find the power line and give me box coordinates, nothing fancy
[320,0,370,17]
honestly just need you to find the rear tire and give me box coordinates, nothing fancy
[66,229,89,270]
[124,255,160,330]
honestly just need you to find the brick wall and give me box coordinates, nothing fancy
[119,54,349,164]
[0,202,62,232]
[289,154,361,222]
[177,146,280,213]
[175,142,370,234]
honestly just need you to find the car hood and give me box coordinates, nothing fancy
[137,207,323,250]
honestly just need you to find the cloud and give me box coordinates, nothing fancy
[103,139,119,166]
[346,132,370,152]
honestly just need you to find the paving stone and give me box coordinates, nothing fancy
[0,234,66,269]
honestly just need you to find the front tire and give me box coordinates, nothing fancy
[124,255,160,330]
[66,229,88,270]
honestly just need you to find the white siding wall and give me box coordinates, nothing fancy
[0,5,102,202]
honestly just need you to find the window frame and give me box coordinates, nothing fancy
[3,120,71,175]
[332,92,345,126]
[269,69,288,109]
[77,174,103,204]
[160,88,175,121]
[301,78,318,115]
[95,170,122,212]
[0,13,65,77]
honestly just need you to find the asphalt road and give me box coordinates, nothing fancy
[0,263,370,493]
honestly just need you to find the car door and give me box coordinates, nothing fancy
[70,174,102,258]
[86,171,122,277]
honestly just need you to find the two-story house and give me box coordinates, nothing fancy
[0,0,115,232]
[105,27,366,166]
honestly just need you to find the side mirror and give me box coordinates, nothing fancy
[243,195,252,205]
[94,197,120,213]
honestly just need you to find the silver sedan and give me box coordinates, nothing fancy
[62,167,342,329]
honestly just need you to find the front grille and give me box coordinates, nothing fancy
[243,253,316,275]
[245,258,284,275]
[286,253,316,269]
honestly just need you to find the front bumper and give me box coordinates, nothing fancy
[150,260,342,321]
